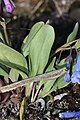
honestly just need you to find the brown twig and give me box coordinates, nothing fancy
[0,67,66,93]
[0,19,9,45]
[51,39,80,57]
[53,0,62,17]
[29,1,44,18]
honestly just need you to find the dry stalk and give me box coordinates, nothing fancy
[0,67,66,93]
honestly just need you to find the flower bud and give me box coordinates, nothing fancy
[3,0,14,13]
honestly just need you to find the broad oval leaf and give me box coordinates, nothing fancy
[21,22,44,57]
[67,22,79,43]
[0,43,28,76]
[29,24,55,76]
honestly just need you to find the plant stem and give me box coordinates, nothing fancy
[1,19,9,45]
[53,0,62,17]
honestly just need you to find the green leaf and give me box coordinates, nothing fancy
[67,22,79,43]
[29,24,55,76]
[49,75,70,93]
[39,58,65,97]
[39,74,70,98]
[0,59,28,78]
[0,43,28,77]
[21,22,44,57]
[22,22,55,99]
[21,35,29,56]
[39,79,56,98]
[0,43,27,67]
[45,57,56,72]
[33,58,55,100]
[9,68,19,82]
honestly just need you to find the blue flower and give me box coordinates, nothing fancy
[64,70,71,82]
[59,111,80,119]
[71,52,80,84]
[75,52,80,71]
[64,52,80,84]
[71,71,80,84]
[3,0,15,13]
